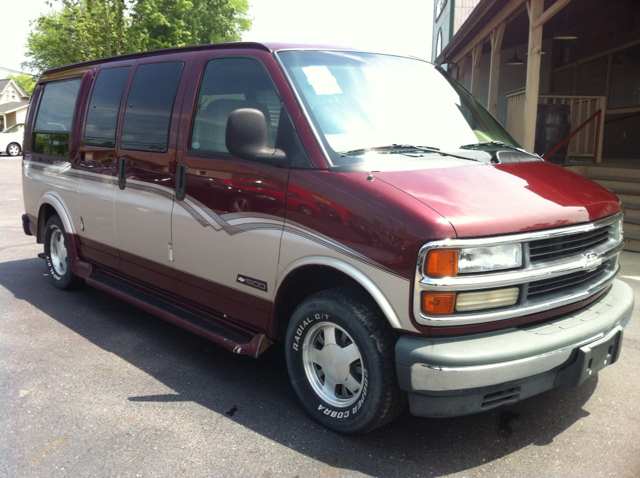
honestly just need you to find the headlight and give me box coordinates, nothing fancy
[458,244,522,273]
[426,243,522,277]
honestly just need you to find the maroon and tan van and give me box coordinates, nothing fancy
[21,42,634,434]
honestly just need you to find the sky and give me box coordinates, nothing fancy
[1,0,434,76]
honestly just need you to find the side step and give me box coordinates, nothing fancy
[86,273,271,358]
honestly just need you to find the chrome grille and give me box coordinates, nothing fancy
[527,262,610,298]
[528,226,611,263]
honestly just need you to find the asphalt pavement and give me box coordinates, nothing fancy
[1,156,639,477]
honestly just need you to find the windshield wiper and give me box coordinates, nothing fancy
[460,141,537,155]
[340,144,480,162]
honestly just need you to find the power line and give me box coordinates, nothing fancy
[0,67,38,78]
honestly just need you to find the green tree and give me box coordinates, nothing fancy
[129,0,251,51]
[6,74,37,95]
[22,0,251,74]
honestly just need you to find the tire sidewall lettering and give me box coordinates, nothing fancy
[46,257,61,282]
[292,312,329,352]
[43,216,79,289]
[284,290,401,433]
[317,404,350,419]
[292,309,369,421]
[314,368,368,419]
[46,224,63,281]
[352,370,368,415]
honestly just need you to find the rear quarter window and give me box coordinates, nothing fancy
[33,79,82,158]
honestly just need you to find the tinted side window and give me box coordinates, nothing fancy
[33,79,82,157]
[191,58,282,155]
[85,67,130,147]
[121,62,183,152]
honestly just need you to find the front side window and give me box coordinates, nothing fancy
[121,62,183,152]
[85,67,131,147]
[190,57,282,155]
[33,79,82,157]
[278,51,517,166]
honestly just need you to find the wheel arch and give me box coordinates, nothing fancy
[272,257,403,340]
[37,192,75,244]
[7,142,21,154]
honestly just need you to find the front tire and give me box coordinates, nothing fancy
[285,289,406,434]
[44,215,83,289]
[7,143,21,156]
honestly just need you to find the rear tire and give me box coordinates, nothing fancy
[7,143,21,156]
[285,289,406,434]
[44,215,83,289]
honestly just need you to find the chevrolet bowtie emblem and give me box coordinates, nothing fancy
[583,252,602,271]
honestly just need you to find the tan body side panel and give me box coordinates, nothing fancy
[115,179,174,266]
[277,225,417,333]
[23,161,80,235]
[171,199,283,301]
[76,170,117,248]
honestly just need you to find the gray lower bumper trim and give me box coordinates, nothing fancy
[396,280,634,393]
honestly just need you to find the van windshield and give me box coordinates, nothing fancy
[277,50,518,166]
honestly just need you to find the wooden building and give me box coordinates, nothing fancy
[433,0,640,251]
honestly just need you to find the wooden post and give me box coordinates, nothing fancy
[523,0,544,152]
[596,98,605,163]
[488,23,505,116]
[458,57,467,83]
[471,43,483,98]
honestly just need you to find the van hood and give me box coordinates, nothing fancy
[375,162,621,238]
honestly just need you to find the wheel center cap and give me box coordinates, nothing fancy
[321,344,349,383]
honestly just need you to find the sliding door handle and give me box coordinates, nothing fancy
[118,157,127,190]
[176,163,186,200]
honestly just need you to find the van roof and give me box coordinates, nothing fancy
[41,41,369,76]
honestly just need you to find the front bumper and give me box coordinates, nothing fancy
[396,279,634,418]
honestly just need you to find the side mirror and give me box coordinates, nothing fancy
[226,108,287,165]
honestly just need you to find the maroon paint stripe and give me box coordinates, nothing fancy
[80,236,120,257]
[97,267,263,337]
[79,244,120,271]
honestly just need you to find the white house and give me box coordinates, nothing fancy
[0,79,31,131]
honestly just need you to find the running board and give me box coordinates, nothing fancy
[85,273,272,358]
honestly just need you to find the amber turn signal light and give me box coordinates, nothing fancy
[421,292,456,315]
[426,249,458,277]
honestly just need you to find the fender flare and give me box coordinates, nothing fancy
[38,191,76,236]
[278,256,405,330]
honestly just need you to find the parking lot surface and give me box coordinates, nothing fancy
[1,157,639,477]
